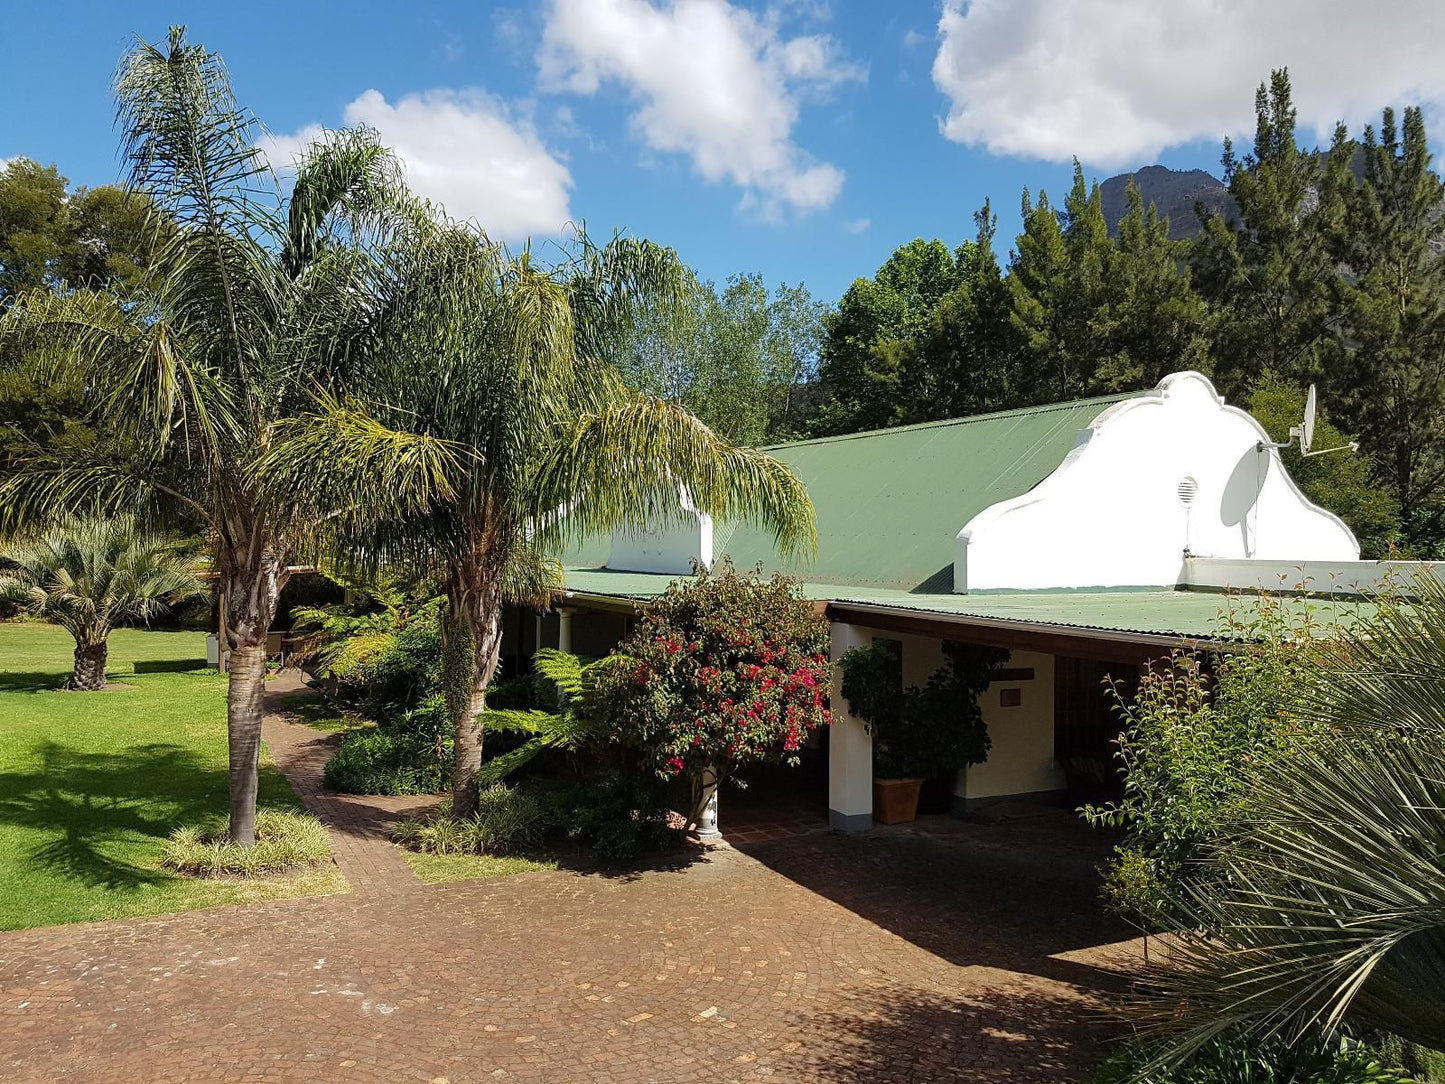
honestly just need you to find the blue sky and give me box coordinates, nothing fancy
[4,1,1443,306]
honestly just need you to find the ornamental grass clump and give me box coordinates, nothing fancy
[162,809,332,877]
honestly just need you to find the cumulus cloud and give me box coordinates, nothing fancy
[538,0,862,219]
[842,217,870,233]
[932,0,1445,167]
[264,89,572,239]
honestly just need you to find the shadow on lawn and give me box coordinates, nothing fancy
[133,658,206,674]
[0,740,227,889]
[0,670,73,693]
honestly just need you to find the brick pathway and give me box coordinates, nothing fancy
[0,805,1139,1082]
[262,673,441,896]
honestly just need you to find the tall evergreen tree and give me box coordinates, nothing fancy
[1093,179,1211,391]
[1008,187,1076,403]
[1192,69,1348,397]
[1328,106,1445,552]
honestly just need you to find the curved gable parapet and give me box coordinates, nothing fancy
[954,371,1360,592]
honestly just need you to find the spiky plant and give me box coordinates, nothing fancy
[0,517,205,689]
[1135,581,1445,1068]
[0,28,426,842]
[259,221,815,817]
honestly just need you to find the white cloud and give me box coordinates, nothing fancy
[842,217,870,233]
[264,89,572,239]
[932,0,1445,168]
[538,0,862,219]
[902,28,925,49]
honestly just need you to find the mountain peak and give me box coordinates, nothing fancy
[1099,166,1238,240]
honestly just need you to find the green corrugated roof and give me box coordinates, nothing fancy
[560,567,1381,641]
[714,392,1140,591]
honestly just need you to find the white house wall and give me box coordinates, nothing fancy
[607,504,714,575]
[956,372,1360,592]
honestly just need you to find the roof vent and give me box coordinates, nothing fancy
[1177,476,1199,506]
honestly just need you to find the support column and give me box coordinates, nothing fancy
[557,607,575,654]
[828,621,874,832]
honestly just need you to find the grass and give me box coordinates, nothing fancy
[398,850,556,884]
[0,622,346,931]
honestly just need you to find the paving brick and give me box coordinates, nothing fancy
[0,676,1141,1082]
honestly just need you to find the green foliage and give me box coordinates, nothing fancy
[1246,376,1401,556]
[323,729,451,795]
[591,562,831,788]
[478,649,613,785]
[0,516,206,688]
[1093,1034,1409,1084]
[838,639,1004,779]
[1192,70,1348,397]
[620,271,826,444]
[1081,600,1332,927]
[392,784,550,856]
[1119,586,1445,1067]
[1325,106,1445,553]
[162,809,332,877]
[548,772,684,863]
[0,156,169,303]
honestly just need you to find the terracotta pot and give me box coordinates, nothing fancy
[872,778,923,825]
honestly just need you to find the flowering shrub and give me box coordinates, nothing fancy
[592,563,832,799]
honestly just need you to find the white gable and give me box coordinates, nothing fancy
[955,371,1360,592]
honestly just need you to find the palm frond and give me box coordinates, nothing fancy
[534,394,816,559]
[257,391,464,537]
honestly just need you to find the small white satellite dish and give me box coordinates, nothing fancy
[1263,381,1357,459]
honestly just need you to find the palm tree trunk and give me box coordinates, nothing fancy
[446,550,506,819]
[218,527,286,846]
[226,641,267,845]
[69,640,109,691]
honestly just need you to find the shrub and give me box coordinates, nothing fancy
[1093,1034,1408,1084]
[324,729,451,795]
[162,809,332,876]
[590,562,831,824]
[393,784,550,856]
[549,772,684,862]
[1080,597,1334,928]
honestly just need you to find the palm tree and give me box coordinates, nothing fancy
[0,28,425,842]
[260,221,816,816]
[0,518,205,689]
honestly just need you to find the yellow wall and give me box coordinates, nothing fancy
[962,650,1060,801]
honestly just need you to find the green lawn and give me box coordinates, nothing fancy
[0,623,345,931]
[399,850,556,884]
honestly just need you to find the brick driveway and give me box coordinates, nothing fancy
[0,811,1136,1083]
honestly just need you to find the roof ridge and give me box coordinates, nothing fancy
[761,389,1143,451]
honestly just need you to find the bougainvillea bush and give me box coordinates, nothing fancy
[591,562,831,823]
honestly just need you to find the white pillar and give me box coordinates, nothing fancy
[694,763,721,841]
[557,607,575,654]
[828,621,874,831]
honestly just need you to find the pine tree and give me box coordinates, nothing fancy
[1093,179,1211,391]
[1192,69,1347,397]
[1008,187,1076,403]
[1329,107,1445,553]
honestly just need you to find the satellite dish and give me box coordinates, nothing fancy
[1300,384,1317,455]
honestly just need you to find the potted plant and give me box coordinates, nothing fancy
[840,640,1006,824]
